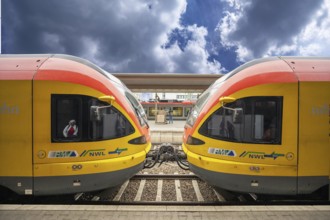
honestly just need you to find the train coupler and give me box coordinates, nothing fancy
[144,143,190,170]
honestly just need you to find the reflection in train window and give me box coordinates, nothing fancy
[89,99,134,140]
[199,96,283,144]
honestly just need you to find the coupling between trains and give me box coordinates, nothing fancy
[1,54,330,200]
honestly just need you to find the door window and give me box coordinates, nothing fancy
[52,96,82,141]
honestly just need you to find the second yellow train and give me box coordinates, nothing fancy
[183,56,330,197]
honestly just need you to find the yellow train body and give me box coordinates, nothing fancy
[183,57,330,195]
[0,55,151,195]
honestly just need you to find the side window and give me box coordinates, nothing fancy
[172,107,183,117]
[199,97,282,144]
[52,96,82,141]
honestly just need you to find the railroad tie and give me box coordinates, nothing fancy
[156,172,163,201]
[134,179,146,201]
[192,180,204,202]
[174,172,183,201]
[213,189,225,202]
[113,180,129,201]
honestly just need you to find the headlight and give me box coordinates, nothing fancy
[186,135,205,145]
[128,135,147,144]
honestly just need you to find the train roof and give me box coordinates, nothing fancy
[0,54,126,92]
[209,56,330,95]
[0,54,118,78]
[225,56,330,82]
[279,56,330,81]
[0,54,50,79]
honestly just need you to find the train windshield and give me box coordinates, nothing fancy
[186,82,221,126]
[186,92,210,126]
[125,92,149,127]
[199,96,282,144]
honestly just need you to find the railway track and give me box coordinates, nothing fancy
[74,173,226,205]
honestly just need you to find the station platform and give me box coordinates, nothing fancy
[148,120,185,144]
[1,205,330,220]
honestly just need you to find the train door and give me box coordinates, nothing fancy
[32,77,85,195]
[297,81,330,194]
[0,78,34,195]
[238,88,299,194]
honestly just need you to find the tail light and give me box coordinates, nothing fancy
[129,135,147,145]
[186,135,205,145]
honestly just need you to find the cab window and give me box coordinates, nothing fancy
[199,97,282,144]
[89,99,134,140]
[125,91,148,127]
[52,95,134,142]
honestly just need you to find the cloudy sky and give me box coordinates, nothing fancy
[2,0,330,74]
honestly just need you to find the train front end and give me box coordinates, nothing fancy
[32,55,152,195]
[0,54,151,196]
[183,57,304,195]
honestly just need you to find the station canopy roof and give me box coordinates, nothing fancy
[113,73,223,93]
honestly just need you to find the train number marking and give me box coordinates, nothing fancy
[208,148,236,157]
[48,150,78,158]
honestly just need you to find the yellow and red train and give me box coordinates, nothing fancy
[183,57,330,196]
[141,100,194,120]
[0,54,151,195]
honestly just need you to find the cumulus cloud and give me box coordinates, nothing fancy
[219,0,328,62]
[296,0,330,56]
[159,25,224,73]
[2,0,223,73]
